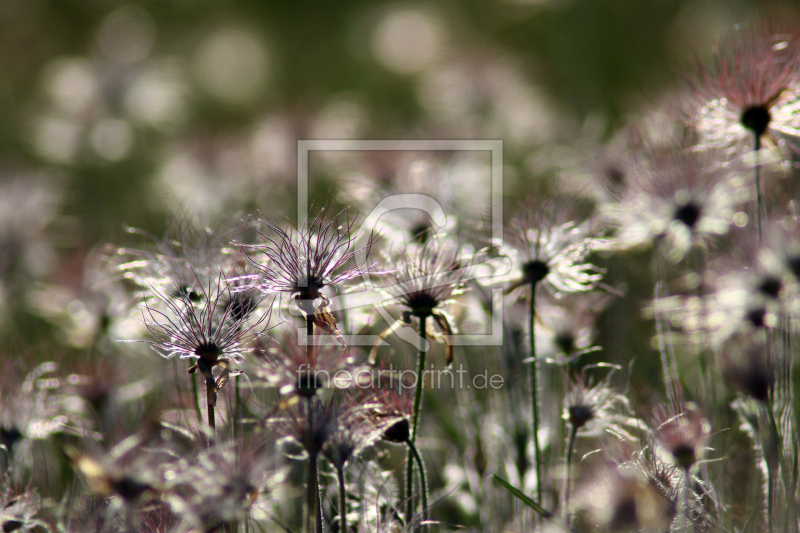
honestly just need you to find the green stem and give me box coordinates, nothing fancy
[337,466,348,533]
[407,439,429,531]
[198,359,216,448]
[307,310,314,356]
[765,400,788,533]
[655,278,680,411]
[191,364,203,427]
[754,133,764,246]
[407,315,428,522]
[683,467,691,533]
[529,282,543,504]
[307,451,320,533]
[234,375,241,445]
[565,424,577,524]
[206,379,216,447]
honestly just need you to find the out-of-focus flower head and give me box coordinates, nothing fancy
[162,439,282,532]
[275,399,339,459]
[573,458,677,533]
[28,246,139,349]
[563,365,639,442]
[601,147,749,262]
[652,403,711,471]
[0,473,45,533]
[657,221,800,348]
[533,292,613,366]
[322,396,379,471]
[722,335,774,402]
[0,360,93,469]
[338,155,461,244]
[655,269,773,349]
[252,332,359,401]
[630,442,682,528]
[66,433,162,506]
[494,195,608,298]
[359,364,416,444]
[117,216,235,304]
[690,20,800,159]
[0,174,62,286]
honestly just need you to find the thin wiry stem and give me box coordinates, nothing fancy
[407,316,428,523]
[764,400,788,533]
[304,396,322,533]
[337,466,348,533]
[530,282,543,505]
[306,310,314,357]
[683,467,691,533]
[565,423,577,525]
[234,375,241,445]
[407,439,429,531]
[655,277,680,411]
[202,370,216,447]
[307,451,319,533]
[754,133,764,246]
[191,368,203,428]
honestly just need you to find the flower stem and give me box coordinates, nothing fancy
[198,358,216,447]
[754,133,764,246]
[565,423,577,524]
[337,466,348,533]
[205,377,216,447]
[190,364,203,427]
[306,310,314,356]
[655,277,680,411]
[407,315,428,523]
[683,467,691,533]
[234,375,241,444]
[307,451,320,533]
[407,439,429,531]
[529,282,543,504]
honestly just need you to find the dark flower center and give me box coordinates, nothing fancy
[410,222,432,243]
[0,426,23,453]
[747,307,767,328]
[674,202,701,229]
[741,105,772,138]
[609,497,638,530]
[3,520,24,532]
[555,332,576,354]
[522,260,550,284]
[195,341,223,363]
[403,292,440,317]
[294,277,324,302]
[605,166,625,186]
[176,285,203,303]
[568,405,594,429]
[114,476,151,501]
[745,370,771,403]
[381,418,410,443]
[671,443,696,470]
[787,255,800,278]
[758,275,783,298]
[295,370,325,397]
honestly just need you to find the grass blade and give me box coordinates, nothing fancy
[492,474,554,519]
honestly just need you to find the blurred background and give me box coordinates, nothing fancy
[0,0,780,347]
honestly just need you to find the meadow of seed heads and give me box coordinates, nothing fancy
[4,2,800,532]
